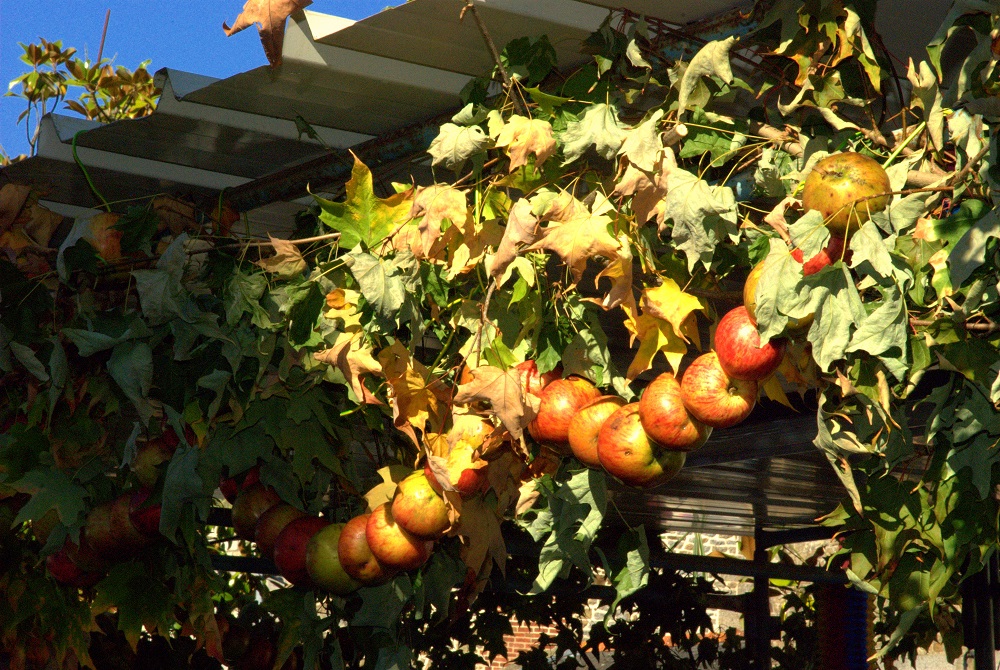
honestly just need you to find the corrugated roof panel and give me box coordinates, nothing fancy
[578,0,749,23]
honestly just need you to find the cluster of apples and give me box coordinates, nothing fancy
[225,464,458,595]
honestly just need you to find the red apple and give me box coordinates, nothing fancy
[638,373,712,452]
[515,360,562,398]
[128,488,161,538]
[680,352,757,428]
[305,523,362,595]
[366,503,433,571]
[338,513,397,585]
[791,234,845,275]
[46,542,103,588]
[567,396,626,468]
[528,377,603,448]
[254,504,307,559]
[714,307,785,381]
[596,404,687,488]
[801,152,891,237]
[273,515,329,587]
[231,483,281,540]
[391,471,450,540]
[84,495,150,560]
[220,465,261,504]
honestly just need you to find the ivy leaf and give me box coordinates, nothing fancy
[344,250,406,323]
[113,207,159,255]
[677,37,735,115]
[528,207,620,284]
[256,236,307,278]
[494,115,557,172]
[453,365,535,444]
[279,421,344,484]
[286,281,324,345]
[61,319,151,357]
[93,562,175,649]
[132,269,199,325]
[409,184,468,258]
[314,331,383,404]
[12,467,89,527]
[315,157,414,250]
[428,123,490,172]
[618,109,663,172]
[607,525,649,619]
[9,341,48,381]
[948,204,1000,288]
[679,108,746,167]
[805,270,864,372]
[378,341,447,444]
[849,221,897,280]
[560,103,628,164]
[662,169,738,271]
[456,495,507,577]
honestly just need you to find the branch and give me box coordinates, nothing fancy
[461,2,529,116]
[910,318,999,333]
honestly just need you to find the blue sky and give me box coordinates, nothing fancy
[1,1,400,158]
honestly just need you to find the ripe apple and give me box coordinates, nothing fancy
[515,360,562,397]
[567,395,626,468]
[366,503,433,571]
[791,234,846,275]
[596,404,686,488]
[714,306,786,381]
[132,437,176,488]
[220,465,261,504]
[231,483,281,540]
[801,152,891,237]
[338,513,397,585]
[305,523,362,595]
[273,515,329,587]
[128,488,162,538]
[46,541,103,588]
[638,373,711,452]
[84,495,150,560]
[254,504,307,558]
[391,471,450,540]
[528,376,603,448]
[680,352,757,428]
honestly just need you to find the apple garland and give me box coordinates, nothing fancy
[3,1,1000,665]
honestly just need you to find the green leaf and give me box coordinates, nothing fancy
[662,169,738,271]
[787,210,829,259]
[618,109,663,172]
[315,157,414,249]
[560,103,628,164]
[132,268,199,325]
[13,467,89,527]
[93,562,175,648]
[286,281,325,346]
[677,37,735,115]
[161,446,206,539]
[500,35,557,86]
[277,421,344,484]
[679,108,747,167]
[107,340,155,425]
[427,123,490,172]
[352,577,414,629]
[607,525,649,619]
[224,270,268,326]
[948,204,1000,287]
[9,341,49,382]
[845,287,908,380]
[344,250,406,323]
[113,207,159,255]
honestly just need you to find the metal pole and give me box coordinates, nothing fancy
[974,561,995,670]
[745,524,772,668]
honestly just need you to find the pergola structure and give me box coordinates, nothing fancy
[3,1,990,668]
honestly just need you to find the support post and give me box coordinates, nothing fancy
[745,524,772,668]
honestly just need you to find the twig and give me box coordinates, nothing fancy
[662,124,688,147]
[910,319,999,333]
[687,288,743,301]
[96,10,111,64]
[460,1,529,116]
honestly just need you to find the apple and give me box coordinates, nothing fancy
[680,352,757,428]
[791,234,845,275]
[273,515,329,587]
[714,306,785,382]
[528,377,603,448]
[305,523,362,595]
[391,471,450,540]
[338,513,397,585]
[515,360,562,398]
[128,488,162,538]
[638,373,711,452]
[366,503,433,571]
[567,396,626,468]
[132,437,176,488]
[220,465,261,504]
[46,542,103,588]
[254,504,307,558]
[31,509,60,546]
[801,152,891,237]
[596,404,687,488]
[231,483,281,540]
[84,495,150,560]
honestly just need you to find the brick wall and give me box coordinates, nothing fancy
[479,621,560,669]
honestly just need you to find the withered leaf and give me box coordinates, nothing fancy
[453,366,535,445]
[410,184,468,259]
[314,331,383,405]
[494,115,557,172]
[255,235,307,278]
[485,198,540,280]
[223,0,313,67]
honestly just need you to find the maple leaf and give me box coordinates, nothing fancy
[223,0,312,68]
[494,115,557,172]
[409,184,468,258]
[591,232,637,313]
[614,150,677,226]
[363,465,413,512]
[314,331,383,405]
[455,495,507,576]
[0,183,31,234]
[624,279,704,379]
[255,235,306,278]
[453,366,536,446]
[314,156,414,251]
[485,198,540,280]
[378,341,448,445]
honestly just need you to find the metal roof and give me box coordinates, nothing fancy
[0,0,942,536]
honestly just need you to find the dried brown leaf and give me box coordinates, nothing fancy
[0,184,31,234]
[485,198,540,280]
[223,0,313,67]
[453,366,535,446]
[314,332,383,405]
[495,116,557,172]
[255,235,307,277]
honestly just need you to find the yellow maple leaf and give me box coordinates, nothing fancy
[485,198,540,280]
[494,115,557,172]
[528,209,621,281]
[453,365,535,447]
[314,331,383,405]
[409,184,469,259]
[624,279,704,379]
[377,341,448,445]
[641,279,704,343]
